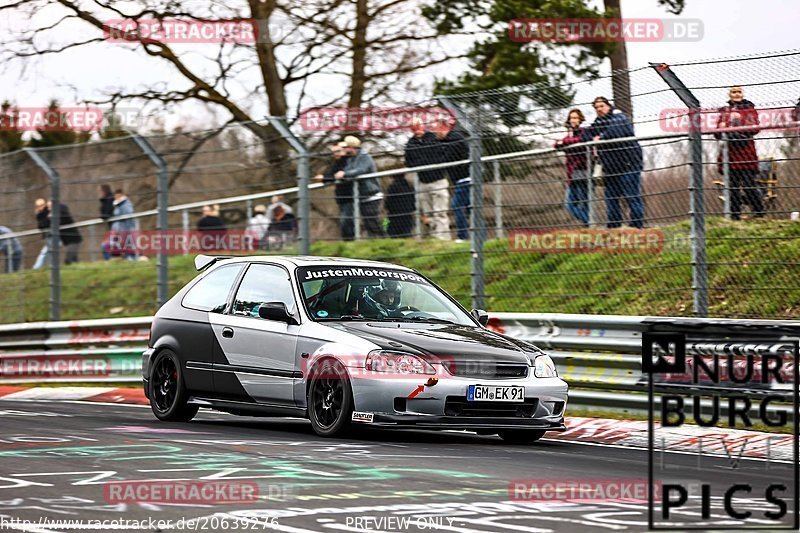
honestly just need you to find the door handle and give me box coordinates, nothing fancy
[222,327,234,338]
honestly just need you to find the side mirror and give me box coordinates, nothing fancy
[258,302,298,325]
[471,309,489,327]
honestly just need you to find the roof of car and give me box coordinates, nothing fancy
[201,254,413,272]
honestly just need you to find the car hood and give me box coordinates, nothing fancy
[331,322,532,365]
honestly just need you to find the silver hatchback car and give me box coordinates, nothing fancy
[142,255,568,443]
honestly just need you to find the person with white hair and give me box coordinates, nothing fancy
[334,135,384,238]
[247,204,270,249]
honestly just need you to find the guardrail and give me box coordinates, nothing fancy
[0,313,796,422]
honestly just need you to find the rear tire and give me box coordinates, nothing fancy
[149,349,198,422]
[307,358,354,437]
[498,429,546,444]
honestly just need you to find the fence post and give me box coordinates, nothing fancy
[493,161,503,238]
[439,97,485,311]
[25,148,61,320]
[182,209,190,255]
[266,117,310,255]
[721,134,731,219]
[586,146,597,227]
[651,63,708,317]
[353,184,361,240]
[413,172,422,239]
[130,134,169,308]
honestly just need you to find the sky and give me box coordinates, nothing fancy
[1,0,799,133]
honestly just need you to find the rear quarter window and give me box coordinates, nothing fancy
[182,264,244,312]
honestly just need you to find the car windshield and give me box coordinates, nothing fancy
[297,266,475,326]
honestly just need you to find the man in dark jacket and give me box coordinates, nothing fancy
[714,86,764,219]
[314,143,353,240]
[33,198,50,269]
[47,200,83,264]
[98,184,115,227]
[436,121,471,241]
[385,174,416,238]
[590,96,645,229]
[405,119,447,239]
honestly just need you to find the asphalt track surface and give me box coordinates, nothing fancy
[0,399,795,532]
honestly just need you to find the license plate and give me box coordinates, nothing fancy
[467,385,525,402]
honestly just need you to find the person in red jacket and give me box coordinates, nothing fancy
[555,109,593,226]
[715,86,764,219]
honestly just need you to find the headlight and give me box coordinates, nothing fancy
[365,350,436,375]
[533,354,558,378]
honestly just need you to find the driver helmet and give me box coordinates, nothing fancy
[364,279,401,316]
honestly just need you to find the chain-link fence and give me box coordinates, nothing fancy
[1,49,799,323]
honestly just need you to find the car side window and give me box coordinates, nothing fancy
[232,264,297,318]
[182,264,243,313]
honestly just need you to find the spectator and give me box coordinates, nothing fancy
[32,198,50,270]
[385,174,416,238]
[48,200,83,265]
[0,226,22,273]
[105,190,138,260]
[98,184,115,227]
[247,204,270,249]
[197,204,226,232]
[197,204,226,251]
[267,195,293,221]
[314,143,353,240]
[265,204,296,249]
[590,96,645,229]
[555,109,593,226]
[336,136,384,238]
[405,118,448,239]
[714,86,764,219]
[435,120,470,242]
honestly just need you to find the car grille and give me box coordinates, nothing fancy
[443,361,528,379]
[444,397,538,418]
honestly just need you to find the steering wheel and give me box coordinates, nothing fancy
[394,306,420,313]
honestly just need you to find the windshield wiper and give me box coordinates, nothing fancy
[381,316,459,325]
[319,314,372,321]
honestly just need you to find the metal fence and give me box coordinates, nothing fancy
[1,49,800,323]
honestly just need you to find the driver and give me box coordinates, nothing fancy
[362,279,401,317]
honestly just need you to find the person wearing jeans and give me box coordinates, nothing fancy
[555,109,593,226]
[435,121,470,241]
[336,136,384,238]
[590,96,645,229]
[314,143,353,240]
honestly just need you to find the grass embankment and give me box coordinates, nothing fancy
[2,217,800,323]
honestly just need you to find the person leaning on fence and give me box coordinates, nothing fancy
[49,200,83,265]
[98,184,115,227]
[104,190,138,260]
[385,173,416,238]
[314,143,353,240]
[32,198,50,270]
[714,86,764,220]
[0,225,23,273]
[554,109,593,227]
[335,135,385,238]
[590,96,645,229]
[247,204,270,249]
[435,119,471,242]
[405,118,449,239]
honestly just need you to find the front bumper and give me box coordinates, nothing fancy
[348,370,568,431]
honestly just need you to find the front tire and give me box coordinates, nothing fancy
[498,429,546,444]
[307,358,354,437]
[149,349,198,422]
